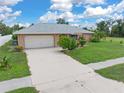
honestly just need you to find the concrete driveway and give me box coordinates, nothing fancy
[26,48,124,93]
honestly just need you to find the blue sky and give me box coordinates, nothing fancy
[0,0,124,27]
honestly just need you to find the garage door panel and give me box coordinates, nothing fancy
[25,35,54,48]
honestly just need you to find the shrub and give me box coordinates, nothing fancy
[0,56,10,69]
[58,36,77,50]
[91,37,100,42]
[110,39,113,42]
[91,31,105,42]
[68,38,77,50]
[58,36,70,49]
[120,41,123,44]
[78,37,86,47]
[15,46,24,52]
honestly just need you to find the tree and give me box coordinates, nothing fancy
[97,21,109,35]
[0,21,25,35]
[111,19,124,37]
[91,30,106,42]
[0,21,6,35]
[0,21,13,35]
[56,18,69,24]
[12,24,24,32]
[106,19,115,34]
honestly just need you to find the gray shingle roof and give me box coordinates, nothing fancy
[14,23,94,35]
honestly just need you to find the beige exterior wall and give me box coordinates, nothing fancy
[54,34,60,47]
[17,33,92,48]
[17,34,25,48]
[82,34,92,41]
[76,33,92,41]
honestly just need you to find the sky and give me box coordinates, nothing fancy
[0,0,124,27]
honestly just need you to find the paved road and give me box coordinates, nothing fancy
[26,48,124,93]
[87,57,124,70]
[0,76,32,93]
[0,35,12,46]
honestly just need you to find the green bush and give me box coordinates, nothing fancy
[91,37,100,42]
[58,36,70,49]
[68,38,77,50]
[120,41,123,44]
[91,31,105,42]
[58,36,77,50]
[79,37,86,47]
[0,56,10,69]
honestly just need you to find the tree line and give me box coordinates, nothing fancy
[96,19,124,37]
[1,18,124,37]
[0,21,24,36]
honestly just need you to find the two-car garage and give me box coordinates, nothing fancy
[24,35,55,49]
[18,35,56,49]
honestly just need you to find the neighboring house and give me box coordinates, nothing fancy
[14,23,94,49]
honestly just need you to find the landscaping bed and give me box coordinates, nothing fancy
[0,41,30,81]
[96,63,124,82]
[65,37,124,64]
[6,87,38,93]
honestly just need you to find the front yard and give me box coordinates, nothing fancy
[65,37,124,64]
[96,63,124,82]
[0,41,30,81]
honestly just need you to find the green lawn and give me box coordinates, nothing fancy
[0,41,30,81]
[6,87,38,93]
[65,37,124,64]
[96,63,124,82]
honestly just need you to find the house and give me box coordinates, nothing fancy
[14,23,94,49]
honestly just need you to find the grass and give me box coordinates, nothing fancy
[96,63,124,82]
[6,87,38,93]
[65,37,124,64]
[0,41,30,81]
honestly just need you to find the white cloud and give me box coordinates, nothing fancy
[51,0,71,4]
[0,14,6,20]
[83,6,113,17]
[40,11,59,23]
[96,18,105,23]
[0,0,22,6]
[59,12,74,19]
[50,0,72,11]
[0,6,12,13]
[107,13,124,20]
[40,0,124,24]
[73,0,105,5]
[39,11,77,23]
[11,11,22,16]
[82,0,124,18]
[0,0,22,24]
[18,23,30,27]
[114,0,124,13]
[50,3,72,11]
[0,11,22,21]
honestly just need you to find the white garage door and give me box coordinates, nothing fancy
[25,35,54,48]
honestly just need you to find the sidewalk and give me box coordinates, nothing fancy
[87,57,124,70]
[0,76,32,93]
